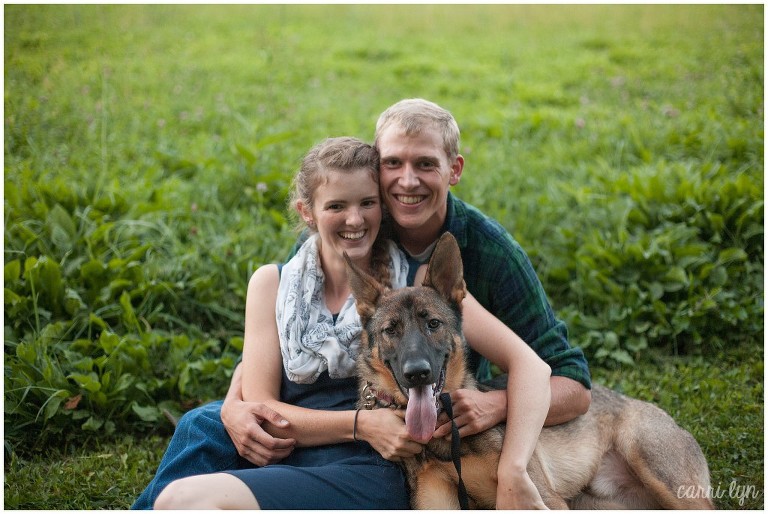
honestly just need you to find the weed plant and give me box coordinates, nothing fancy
[4,4,763,509]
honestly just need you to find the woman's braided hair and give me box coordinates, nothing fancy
[289,137,393,287]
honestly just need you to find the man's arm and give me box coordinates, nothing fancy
[433,373,590,440]
[464,231,592,425]
[545,375,591,426]
[220,363,296,466]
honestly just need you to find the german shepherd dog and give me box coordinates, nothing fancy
[345,233,714,509]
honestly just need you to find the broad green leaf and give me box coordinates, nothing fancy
[708,266,728,286]
[4,260,21,283]
[663,267,688,290]
[611,349,635,365]
[101,370,112,390]
[112,372,134,393]
[47,204,77,238]
[90,221,115,243]
[98,332,120,353]
[68,372,101,393]
[71,356,95,372]
[63,288,86,315]
[228,336,244,352]
[126,243,152,263]
[42,390,69,421]
[16,342,37,365]
[120,291,139,332]
[82,416,104,432]
[131,403,161,422]
[81,259,108,283]
[89,312,108,330]
[4,288,23,307]
[42,395,63,421]
[716,248,748,265]
[648,282,665,300]
[25,256,64,309]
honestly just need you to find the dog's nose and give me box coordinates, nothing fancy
[403,358,433,385]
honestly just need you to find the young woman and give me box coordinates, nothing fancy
[154,137,550,509]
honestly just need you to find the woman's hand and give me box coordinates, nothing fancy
[221,391,296,467]
[356,408,423,461]
[496,468,549,510]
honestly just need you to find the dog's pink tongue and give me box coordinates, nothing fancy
[406,385,437,443]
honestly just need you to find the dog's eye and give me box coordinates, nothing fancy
[383,324,397,336]
[426,319,441,331]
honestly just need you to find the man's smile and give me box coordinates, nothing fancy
[394,194,427,205]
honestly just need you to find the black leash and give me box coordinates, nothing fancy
[439,392,470,510]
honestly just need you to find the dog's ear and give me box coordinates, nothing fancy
[344,252,386,322]
[423,232,466,306]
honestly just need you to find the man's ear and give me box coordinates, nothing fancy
[449,154,464,186]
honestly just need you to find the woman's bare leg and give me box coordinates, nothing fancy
[154,472,260,510]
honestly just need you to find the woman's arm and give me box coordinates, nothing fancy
[241,265,352,446]
[460,294,551,509]
[240,266,422,458]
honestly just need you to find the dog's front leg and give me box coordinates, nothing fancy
[412,464,462,509]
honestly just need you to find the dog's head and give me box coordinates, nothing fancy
[344,233,469,443]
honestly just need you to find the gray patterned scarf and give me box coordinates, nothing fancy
[276,234,408,384]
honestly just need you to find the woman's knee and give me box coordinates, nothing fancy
[153,478,189,510]
[154,473,259,510]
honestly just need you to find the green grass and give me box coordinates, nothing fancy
[4,4,763,510]
[4,349,762,510]
[4,433,171,509]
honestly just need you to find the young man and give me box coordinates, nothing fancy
[131,99,590,509]
[374,99,591,437]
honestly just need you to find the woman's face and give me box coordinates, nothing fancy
[301,168,382,266]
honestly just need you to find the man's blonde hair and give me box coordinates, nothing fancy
[374,98,460,160]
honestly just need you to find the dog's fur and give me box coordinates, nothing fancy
[345,233,714,509]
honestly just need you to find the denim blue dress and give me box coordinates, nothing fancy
[223,369,410,509]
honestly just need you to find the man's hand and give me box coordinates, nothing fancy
[434,388,505,439]
[434,376,591,438]
[221,395,296,466]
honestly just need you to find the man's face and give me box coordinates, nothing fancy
[377,123,463,244]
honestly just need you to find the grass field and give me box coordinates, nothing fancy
[4,4,763,509]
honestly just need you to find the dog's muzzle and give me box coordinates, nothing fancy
[402,361,447,444]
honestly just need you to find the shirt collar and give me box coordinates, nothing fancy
[443,191,468,250]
